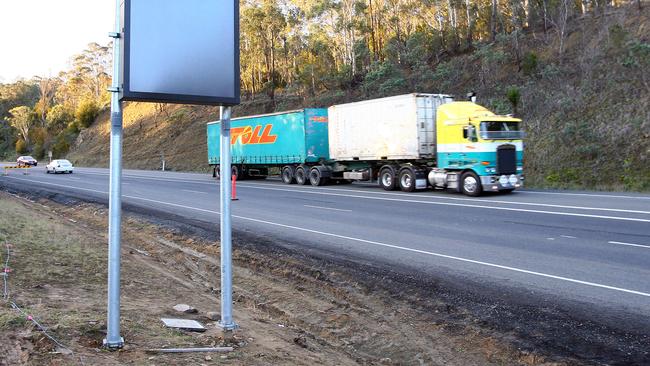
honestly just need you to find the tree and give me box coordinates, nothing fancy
[46,104,74,132]
[34,77,58,126]
[55,42,111,109]
[75,99,100,128]
[241,1,287,108]
[8,106,36,146]
[0,80,39,119]
[506,87,521,115]
[549,0,572,62]
[70,42,111,102]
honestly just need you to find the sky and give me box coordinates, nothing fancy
[0,0,115,83]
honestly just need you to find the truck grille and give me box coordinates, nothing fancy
[497,145,516,175]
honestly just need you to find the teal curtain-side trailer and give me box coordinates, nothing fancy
[206,108,329,179]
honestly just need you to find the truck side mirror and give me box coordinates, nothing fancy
[463,125,477,141]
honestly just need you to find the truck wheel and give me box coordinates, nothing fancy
[281,166,295,184]
[461,171,482,196]
[379,168,397,191]
[309,167,327,186]
[231,166,239,180]
[399,168,416,192]
[295,166,309,185]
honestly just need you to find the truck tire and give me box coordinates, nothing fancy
[309,167,328,186]
[460,171,482,196]
[295,166,309,185]
[281,166,295,184]
[231,166,239,180]
[398,168,416,192]
[379,167,397,191]
[214,165,221,180]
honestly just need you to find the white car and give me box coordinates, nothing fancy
[46,159,74,174]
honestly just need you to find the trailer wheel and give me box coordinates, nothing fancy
[214,165,220,180]
[460,171,482,196]
[231,166,240,180]
[281,166,295,184]
[398,168,416,192]
[295,166,309,185]
[379,167,397,191]
[309,167,327,186]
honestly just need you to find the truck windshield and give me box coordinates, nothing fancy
[480,121,524,140]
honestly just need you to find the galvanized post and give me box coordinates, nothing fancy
[104,0,124,349]
[219,106,237,331]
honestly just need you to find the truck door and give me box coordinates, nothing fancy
[416,96,436,157]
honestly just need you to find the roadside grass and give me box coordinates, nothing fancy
[0,195,105,291]
[0,195,110,363]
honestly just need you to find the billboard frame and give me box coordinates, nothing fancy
[120,0,240,106]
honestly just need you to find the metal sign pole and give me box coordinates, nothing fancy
[104,0,124,349]
[219,106,237,331]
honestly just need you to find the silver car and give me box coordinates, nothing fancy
[46,159,74,174]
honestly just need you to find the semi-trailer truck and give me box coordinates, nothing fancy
[207,93,524,196]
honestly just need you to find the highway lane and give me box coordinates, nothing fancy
[2,165,650,330]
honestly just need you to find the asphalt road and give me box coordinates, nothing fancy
[2,164,649,341]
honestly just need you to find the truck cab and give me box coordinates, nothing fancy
[434,101,524,196]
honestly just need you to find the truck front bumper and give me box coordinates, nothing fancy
[480,174,524,192]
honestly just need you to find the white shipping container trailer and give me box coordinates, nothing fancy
[328,94,453,161]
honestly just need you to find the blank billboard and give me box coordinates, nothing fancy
[120,0,240,106]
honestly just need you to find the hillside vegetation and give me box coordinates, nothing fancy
[68,5,649,190]
[1,2,647,190]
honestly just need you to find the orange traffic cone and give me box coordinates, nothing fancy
[231,174,239,201]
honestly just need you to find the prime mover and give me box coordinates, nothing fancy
[207,93,524,196]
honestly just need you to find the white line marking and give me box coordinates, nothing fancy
[560,235,576,239]
[5,175,649,298]
[6,175,649,223]
[4,176,105,194]
[517,190,650,200]
[608,241,650,249]
[182,189,209,194]
[303,205,352,212]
